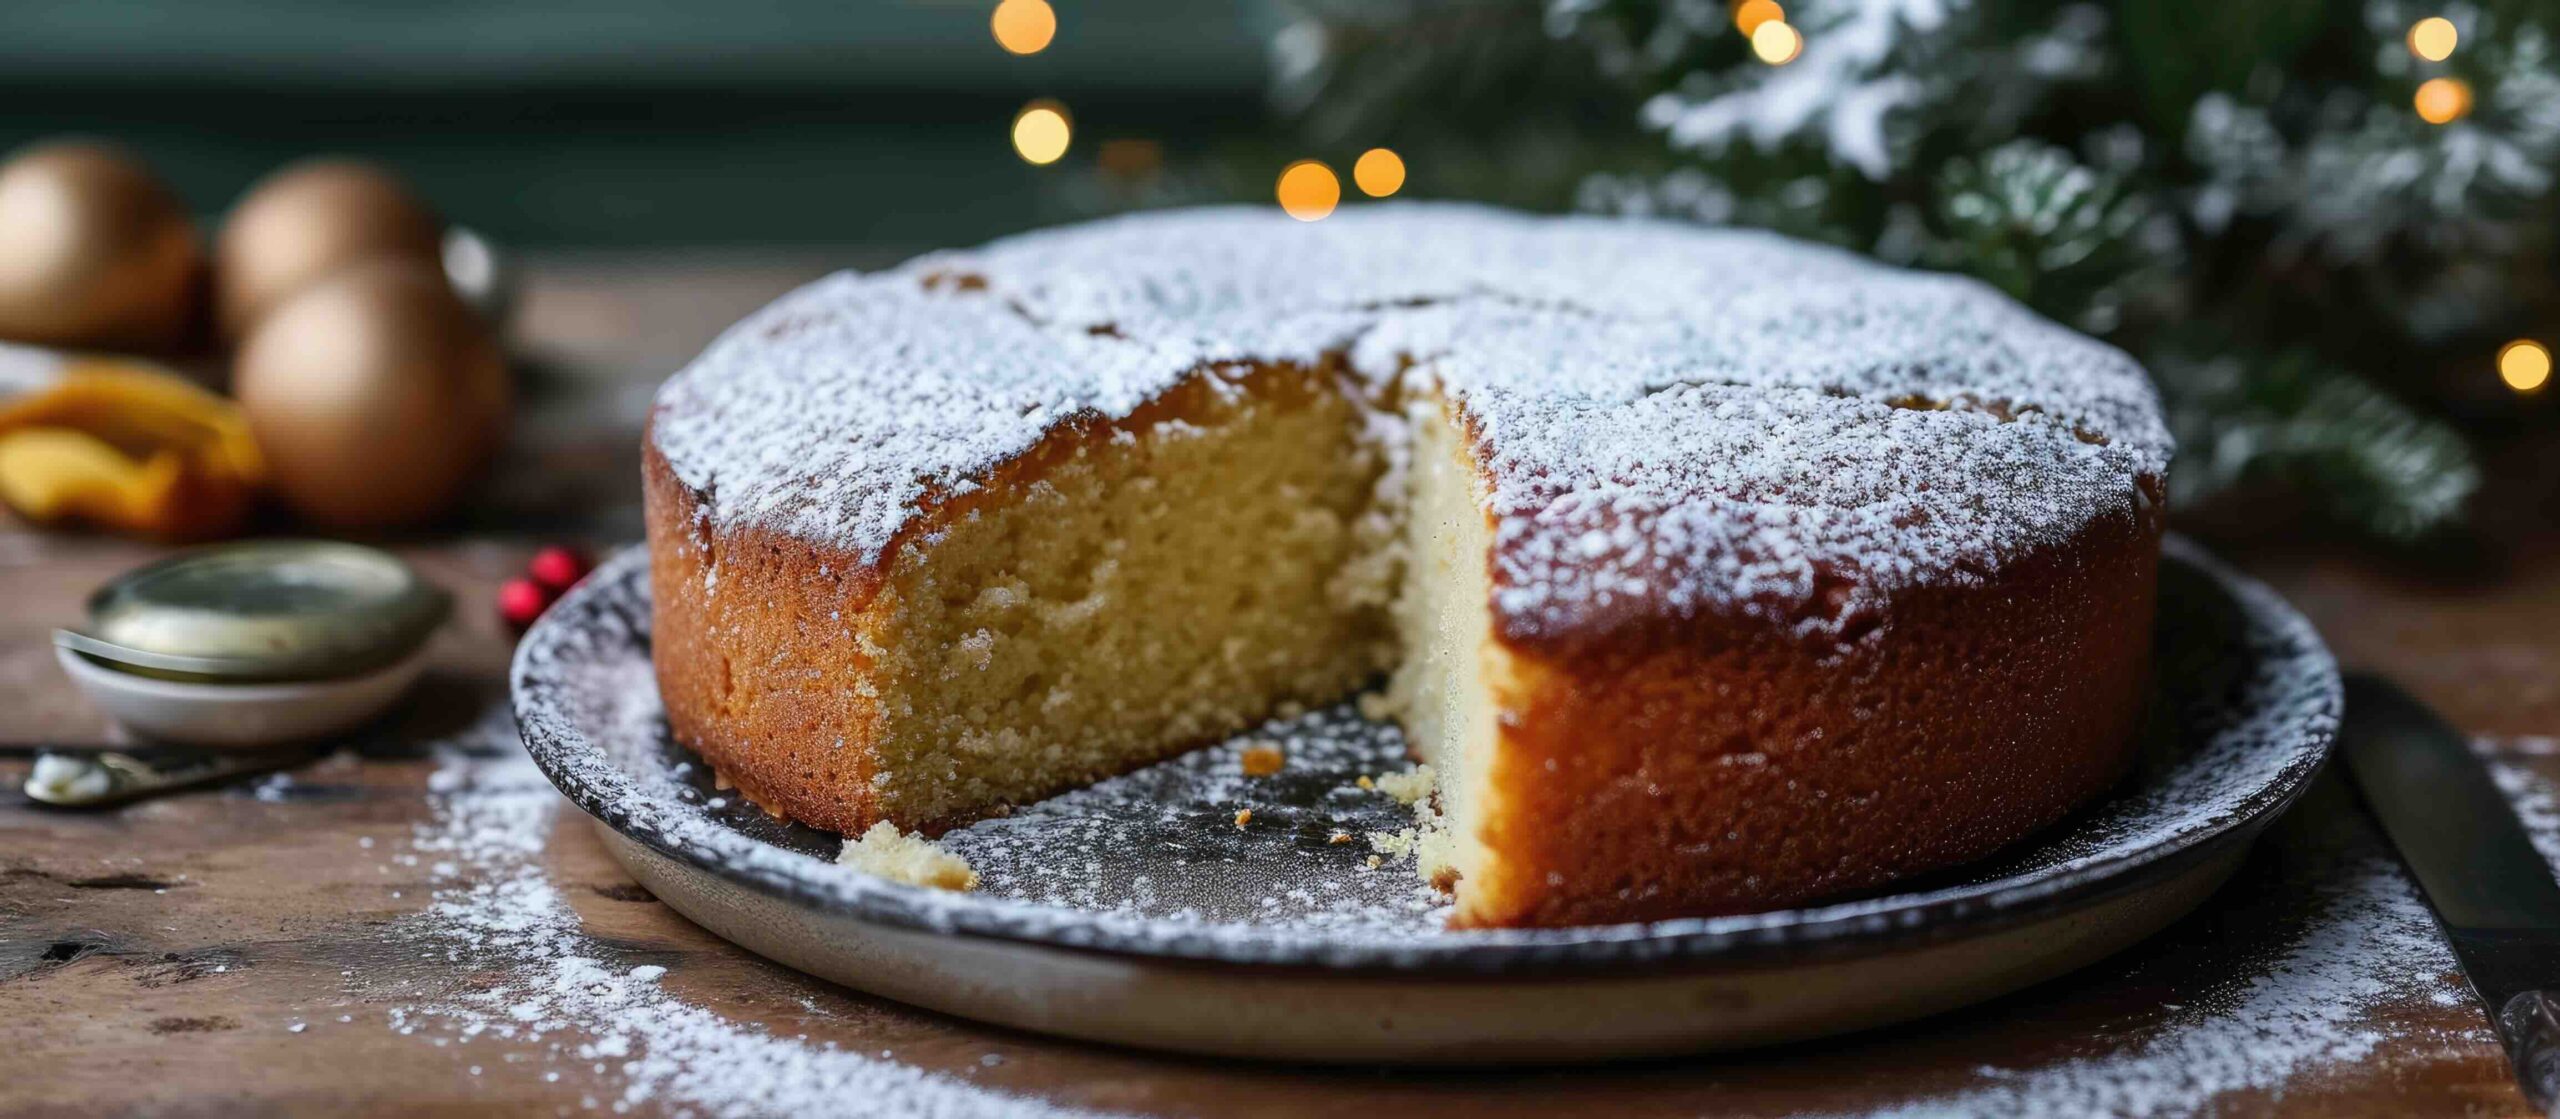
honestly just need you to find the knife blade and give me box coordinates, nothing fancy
[2339,674,2560,1117]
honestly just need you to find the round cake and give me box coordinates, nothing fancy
[643,204,2169,929]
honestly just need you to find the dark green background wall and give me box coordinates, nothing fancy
[0,1,1275,249]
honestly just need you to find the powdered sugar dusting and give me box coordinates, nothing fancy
[650,204,2168,642]
[1851,752,2560,1118]
[390,706,1110,1118]
[2491,748,2560,868]
[1848,855,2466,1117]
[431,599,2545,1114]
[460,542,2560,1112]
[933,703,1455,934]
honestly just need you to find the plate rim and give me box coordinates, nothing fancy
[511,535,2339,977]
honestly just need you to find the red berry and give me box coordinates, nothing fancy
[528,545,591,591]
[498,577,554,629]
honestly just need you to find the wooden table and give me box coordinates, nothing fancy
[3,255,2552,1117]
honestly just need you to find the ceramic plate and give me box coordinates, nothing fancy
[512,537,2338,1062]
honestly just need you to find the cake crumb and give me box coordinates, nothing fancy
[1328,831,1352,845]
[1233,808,1253,828]
[1365,855,1383,869]
[1417,825,1460,891]
[1369,827,1419,858]
[1355,690,1397,722]
[1368,793,1460,892]
[1371,763,1435,806]
[1239,741,1286,777]
[1355,775,1374,790]
[835,822,978,891]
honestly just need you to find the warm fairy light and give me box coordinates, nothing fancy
[2414,77,2472,124]
[1011,101,1071,165]
[991,0,1056,55]
[1352,148,1406,197]
[2407,16,2458,62]
[1275,160,1341,221]
[1751,20,1804,65]
[1733,0,1785,36]
[2499,340,2552,393]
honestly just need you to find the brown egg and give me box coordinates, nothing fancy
[0,141,202,350]
[216,158,441,339]
[234,260,509,529]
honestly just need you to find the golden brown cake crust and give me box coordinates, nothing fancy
[1460,487,2161,927]
[647,437,890,833]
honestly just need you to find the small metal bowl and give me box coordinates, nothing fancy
[53,540,448,748]
[56,641,431,749]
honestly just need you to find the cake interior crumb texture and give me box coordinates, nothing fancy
[828,373,1541,919]
[851,364,1401,828]
[835,821,979,892]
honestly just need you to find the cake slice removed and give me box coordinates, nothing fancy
[649,362,1402,834]
[653,366,1541,919]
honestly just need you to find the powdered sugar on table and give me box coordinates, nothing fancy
[376,530,2560,1114]
[393,706,1105,1119]
[390,704,2554,1117]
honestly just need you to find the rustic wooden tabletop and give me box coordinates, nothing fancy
[3,254,2553,1117]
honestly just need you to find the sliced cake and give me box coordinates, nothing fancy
[643,204,2168,928]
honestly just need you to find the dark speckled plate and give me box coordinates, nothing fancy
[511,536,2338,1063]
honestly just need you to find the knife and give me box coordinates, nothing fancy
[2339,674,2560,1117]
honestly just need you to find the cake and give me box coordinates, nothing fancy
[643,204,2168,929]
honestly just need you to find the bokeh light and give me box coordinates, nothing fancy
[1751,20,1804,65]
[2407,16,2457,62]
[1733,0,1785,36]
[1012,101,1072,165]
[1276,160,1341,221]
[1353,148,1406,198]
[991,0,1056,55]
[2499,340,2552,393]
[2414,77,2472,124]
